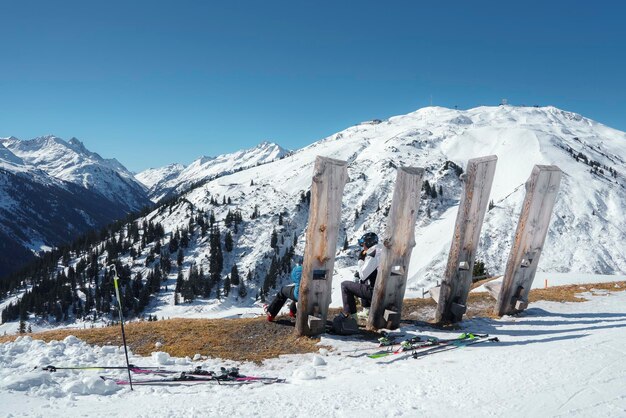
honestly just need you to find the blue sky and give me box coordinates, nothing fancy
[1,1,624,172]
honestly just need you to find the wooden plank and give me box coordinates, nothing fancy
[429,286,441,304]
[483,281,502,300]
[295,156,348,336]
[367,167,424,330]
[494,165,562,316]
[434,155,498,323]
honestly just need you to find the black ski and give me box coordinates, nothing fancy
[411,336,499,360]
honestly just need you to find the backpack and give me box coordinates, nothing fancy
[332,314,359,335]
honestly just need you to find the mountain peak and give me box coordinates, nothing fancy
[68,137,86,148]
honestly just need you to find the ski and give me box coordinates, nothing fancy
[342,333,407,357]
[364,333,488,359]
[41,364,285,384]
[100,373,286,386]
[411,336,499,360]
[39,364,171,373]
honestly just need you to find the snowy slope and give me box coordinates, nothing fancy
[0,142,24,168]
[134,105,626,313]
[135,141,289,202]
[0,167,133,277]
[1,281,625,417]
[135,163,185,189]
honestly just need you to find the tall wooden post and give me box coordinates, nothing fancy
[367,167,424,330]
[295,156,348,336]
[433,155,498,323]
[493,165,562,316]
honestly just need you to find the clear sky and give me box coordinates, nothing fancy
[1,1,624,172]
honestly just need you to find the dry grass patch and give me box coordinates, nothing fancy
[0,317,320,363]
[528,281,626,303]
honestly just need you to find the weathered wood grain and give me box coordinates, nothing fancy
[494,165,562,316]
[367,167,424,330]
[434,155,498,323]
[295,156,348,336]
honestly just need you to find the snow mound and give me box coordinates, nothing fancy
[293,365,317,380]
[1,371,54,391]
[151,351,175,365]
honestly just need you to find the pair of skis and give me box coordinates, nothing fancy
[347,333,497,360]
[40,364,285,386]
[409,335,499,360]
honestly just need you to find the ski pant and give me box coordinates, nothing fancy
[341,280,373,315]
[267,284,297,317]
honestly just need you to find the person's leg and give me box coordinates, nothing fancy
[282,285,298,317]
[282,284,296,300]
[266,288,288,317]
[352,283,374,308]
[342,281,369,315]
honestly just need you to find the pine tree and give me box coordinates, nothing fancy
[209,226,223,288]
[181,271,195,303]
[472,260,488,279]
[224,231,234,252]
[175,270,183,293]
[238,279,247,299]
[177,248,184,267]
[423,180,431,196]
[169,234,179,254]
[230,264,240,286]
[225,210,233,228]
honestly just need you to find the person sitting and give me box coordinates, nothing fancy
[265,263,302,322]
[340,232,381,319]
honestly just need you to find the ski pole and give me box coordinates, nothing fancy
[110,265,133,390]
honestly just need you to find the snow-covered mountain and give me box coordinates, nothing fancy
[0,135,151,277]
[1,135,149,211]
[134,163,185,190]
[2,105,625,322]
[136,105,626,304]
[135,141,289,202]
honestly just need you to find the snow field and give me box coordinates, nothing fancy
[2,286,626,417]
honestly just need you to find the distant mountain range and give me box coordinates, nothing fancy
[0,136,285,278]
[135,141,290,202]
[1,105,625,328]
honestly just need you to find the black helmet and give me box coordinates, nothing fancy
[358,232,378,248]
